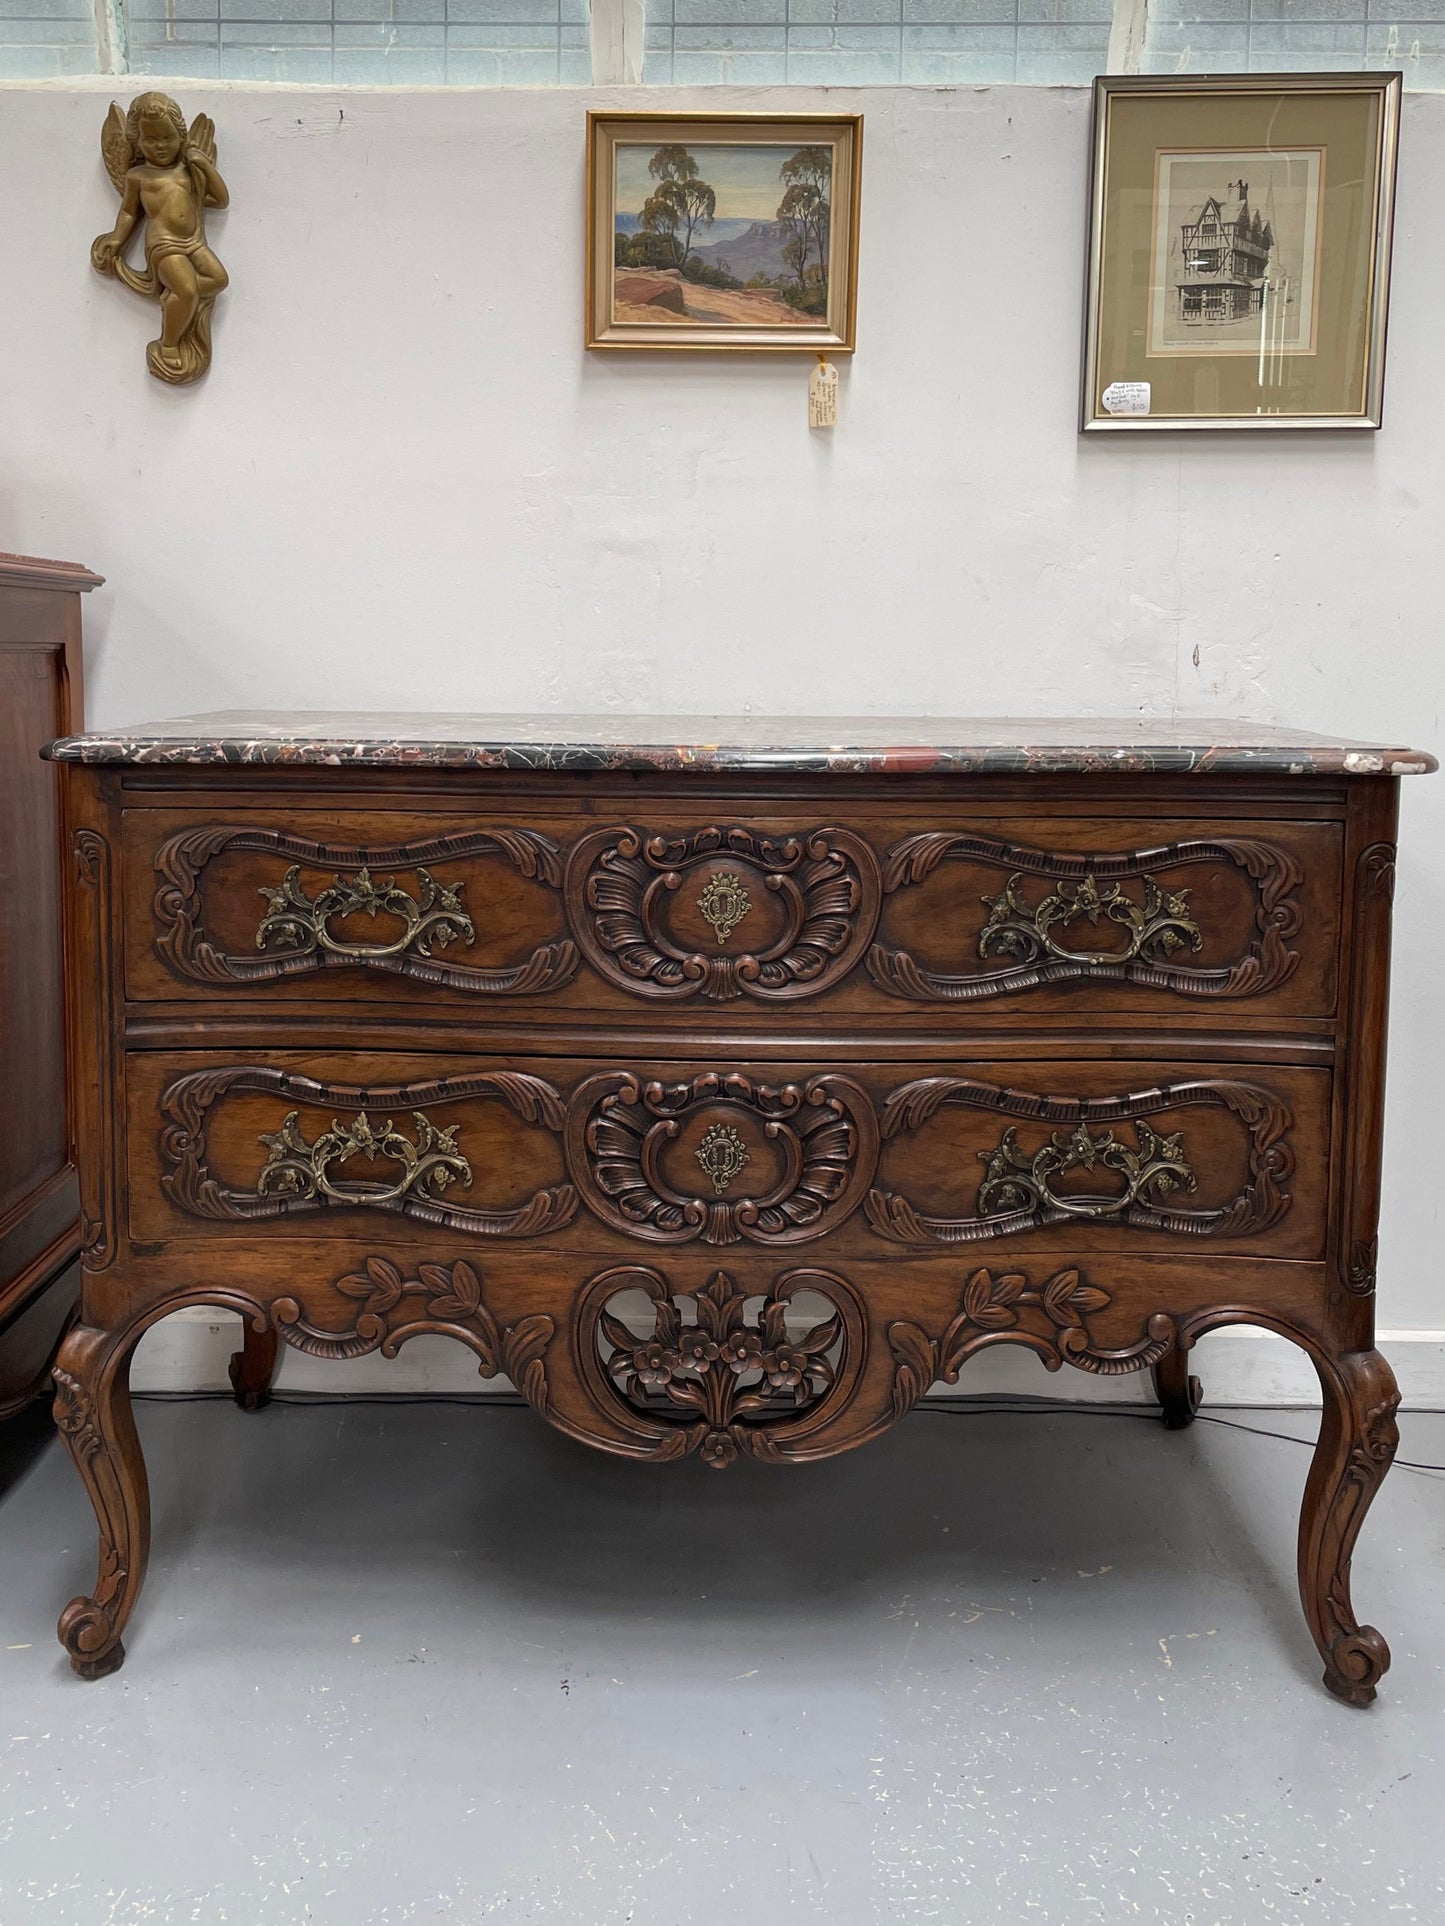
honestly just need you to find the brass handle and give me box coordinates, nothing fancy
[977,1120,1196,1222]
[979,872,1202,969]
[256,1109,471,1208]
[256,865,475,962]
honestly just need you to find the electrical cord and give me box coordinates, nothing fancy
[129,1389,1445,1476]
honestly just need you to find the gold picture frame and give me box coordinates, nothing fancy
[1082,74,1400,432]
[586,112,862,353]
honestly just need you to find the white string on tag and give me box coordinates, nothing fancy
[809,355,839,430]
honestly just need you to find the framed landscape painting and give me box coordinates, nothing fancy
[1082,75,1400,431]
[586,113,862,353]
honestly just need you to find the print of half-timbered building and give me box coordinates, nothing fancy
[1176,180,1274,325]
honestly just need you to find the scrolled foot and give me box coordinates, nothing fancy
[59,1569,128,1679]
[1322,1627,1391,1707]
[66,1635,126,1681]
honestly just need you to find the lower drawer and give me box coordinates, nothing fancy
[125,1051,1329,1262]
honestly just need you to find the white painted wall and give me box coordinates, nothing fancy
[3,79,1441,1403]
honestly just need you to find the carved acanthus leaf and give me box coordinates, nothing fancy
[889,1267,1177,1414]
[270,1256,554,1407]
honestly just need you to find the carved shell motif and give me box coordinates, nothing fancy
[565,825,883,1002]
[568,1071,879,1246]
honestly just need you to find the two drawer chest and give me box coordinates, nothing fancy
[45,713,1433,1700]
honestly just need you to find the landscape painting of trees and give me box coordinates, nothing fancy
[612,141,834,328]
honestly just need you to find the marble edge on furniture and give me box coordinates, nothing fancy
[43,713,1438,777]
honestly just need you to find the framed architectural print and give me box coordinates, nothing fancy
[1082,75,1401,432]
[586,113,862,353]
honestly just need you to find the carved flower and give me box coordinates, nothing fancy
[720,1329,764,1373]
[700,1429,738,1468]
[632,1341,682,1388]
[677,1327,720,1370]
[762,1343,811,1391]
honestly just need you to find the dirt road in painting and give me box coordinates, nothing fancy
[614,269,811,328]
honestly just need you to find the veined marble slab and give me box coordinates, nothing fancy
[45,711,1437,776]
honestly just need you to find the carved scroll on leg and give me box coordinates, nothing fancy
[1299,1347,1400,1706]
[52,1323,151,1680]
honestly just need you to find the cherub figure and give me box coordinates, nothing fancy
[91,93,229,385]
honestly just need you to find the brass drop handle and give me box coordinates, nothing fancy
[979,872,1203,969]
[977,1120,1197,1221]
[256,1109,471,1207]
[256,865,475,962]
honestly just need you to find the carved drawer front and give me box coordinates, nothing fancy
[127,810,581,1004]
[865,1060,1326,1259]
[867,817,1339,1015]
[125,808,1338,1017]
[563,822,882,1002]
[125,1052,1328,1262]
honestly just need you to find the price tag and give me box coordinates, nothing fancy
[1102,380,1151,417]
[809,358,839,430]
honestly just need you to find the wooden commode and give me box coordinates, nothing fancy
[44,713,1434,1701]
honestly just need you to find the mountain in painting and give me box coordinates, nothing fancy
[689,220,791,281]
[615,214,760,248]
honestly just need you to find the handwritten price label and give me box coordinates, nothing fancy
[809,359,839,429]
[1102,381,1151,416]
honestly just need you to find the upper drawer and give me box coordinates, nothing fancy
[123,806,1341,1018]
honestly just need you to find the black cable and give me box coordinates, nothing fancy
[1195,1409,1445,1475]
[128,1388,1445,1474]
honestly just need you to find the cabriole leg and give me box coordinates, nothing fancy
[51,1321,150,1680]
[229,1325,279,1412]
[1299,1346,1400,1707]
[1152,1337,1202,1429]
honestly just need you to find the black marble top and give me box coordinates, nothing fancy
[44,712,1437,776]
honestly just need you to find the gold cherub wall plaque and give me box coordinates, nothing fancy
[91,93,229,385]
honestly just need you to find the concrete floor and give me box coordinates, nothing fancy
[1,1395,1443,1926]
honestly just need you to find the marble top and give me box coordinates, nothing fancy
[44,712,1437,776]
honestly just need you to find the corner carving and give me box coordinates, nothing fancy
[564,825,882,1002]
[153,824,577,995]
[867,1076,1293,1244]
[888,1267,1177,1420]
[867,832,1303,1002]
[159,1065,577,1237]
[573,1264,868,1465]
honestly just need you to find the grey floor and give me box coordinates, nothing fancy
[1,1395,1443,1926]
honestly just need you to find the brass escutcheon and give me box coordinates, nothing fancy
[696,871,752,945]
[695,1123,751,1195]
